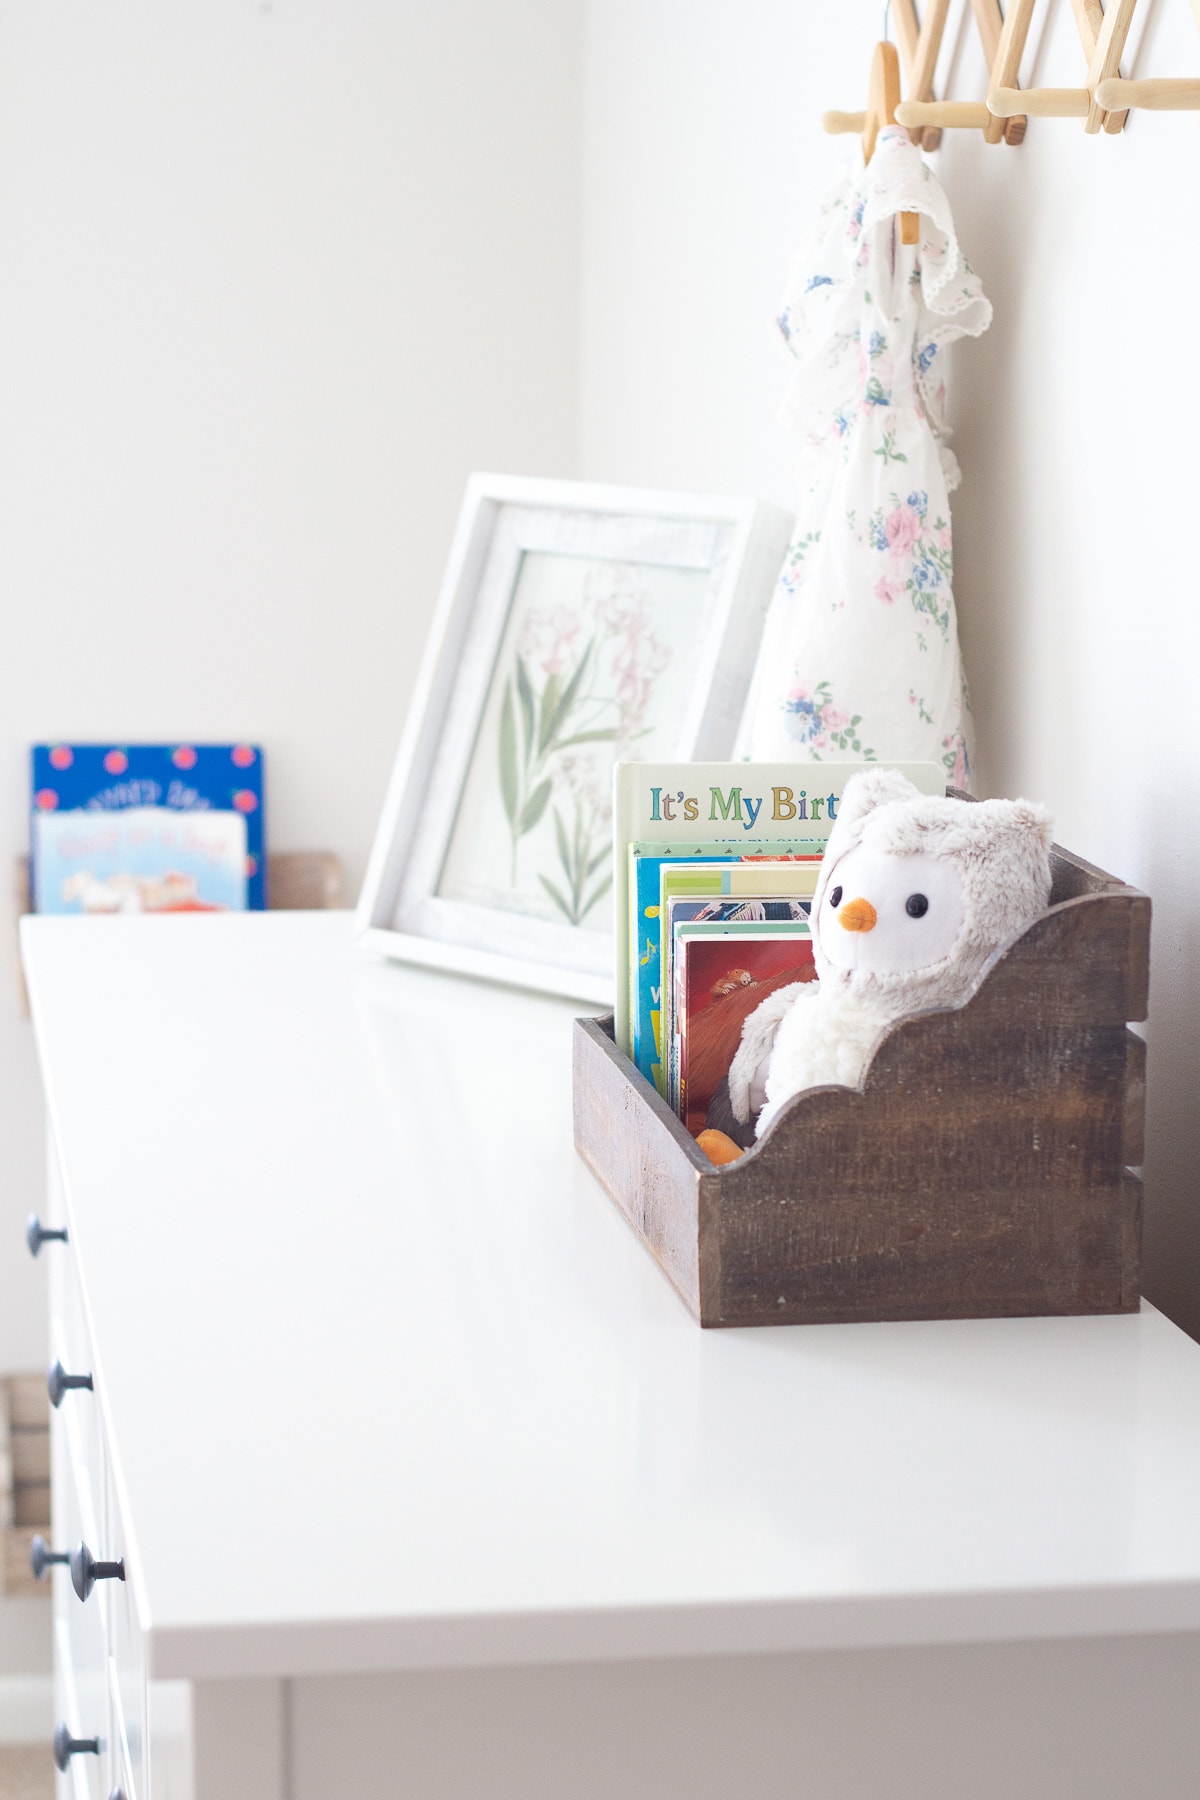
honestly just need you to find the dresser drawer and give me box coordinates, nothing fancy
[54,1615,106,1800]
[108,1655,142,1800]
[47,1225,103,1547]
[52,1396,107,1777]
[105,1449,147,1794]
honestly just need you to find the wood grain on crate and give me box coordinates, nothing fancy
[575,841,1149,1329]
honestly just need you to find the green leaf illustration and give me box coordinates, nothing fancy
[536,671,564,756]
[521,778,553,835]
[586,846,608,879]
[515,655,536,762]
[538,872,575,921]
[553,727,622,751]
[540,639,594,753]
[498,686,519,827]
[579,879,609,922]
[553,806,571,873]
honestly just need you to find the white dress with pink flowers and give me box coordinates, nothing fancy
[739,126,991,789]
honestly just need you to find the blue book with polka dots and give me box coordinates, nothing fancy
[30,744,266,914]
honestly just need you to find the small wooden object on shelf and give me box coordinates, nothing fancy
[1,1375,51,1597]
[574,835,1148,1329]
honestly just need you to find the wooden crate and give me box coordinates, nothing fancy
[574,840,1149,1328]
[0,1376,51,1597]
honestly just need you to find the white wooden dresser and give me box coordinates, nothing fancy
[19,911,1200,1800]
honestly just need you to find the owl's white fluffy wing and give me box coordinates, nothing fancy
[727,981,815,1124]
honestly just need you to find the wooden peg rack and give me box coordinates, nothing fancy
[823,0,1200,155]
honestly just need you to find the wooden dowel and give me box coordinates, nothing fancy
[1094,76,1200,111]
[891,0,921,89]
[969,0,1002,67]
[1068,0,1104,61]
[911,0,951,105]
[900,212,920,246]
[1067,0,1116,133]
[1084,0,1137,133]
[822,110,867,134]
[970,0,1027,141]
[989,85,1090,117]
[895,100,991,128]
[985,0,1037,143]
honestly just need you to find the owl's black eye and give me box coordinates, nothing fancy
[829,885,843,908]
[906,893,929,918]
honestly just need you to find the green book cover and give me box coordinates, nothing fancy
[612,759,945,1059]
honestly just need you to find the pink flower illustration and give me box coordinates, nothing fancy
[518,603,583,677]
[875,574,901,605]
[884,506,921,556]
[938,524,952,551]
[590,572,671,742]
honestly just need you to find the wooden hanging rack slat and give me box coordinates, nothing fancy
[984,0,1037,140]
[1082,0,1138,131]
[1095,75,1200,110]
[825,0,1200,159]
[897,100,992,127]
[891,0,948,147]
[990,86,1089,117]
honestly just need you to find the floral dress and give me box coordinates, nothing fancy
[740,126,991,789]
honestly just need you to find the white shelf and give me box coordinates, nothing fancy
[20,911,1200,1682]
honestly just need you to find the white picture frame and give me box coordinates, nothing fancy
[356,472,791,1003]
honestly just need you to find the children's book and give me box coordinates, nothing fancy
[670,920,815,1125]
[658,871,819,1099]
[630,849,820,1092]
[30,744,266,914]
[629,847,741,1091]
[613,760,945,1060]
[659,860,821,1083]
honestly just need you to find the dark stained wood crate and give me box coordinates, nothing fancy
[573,839,1149,1328]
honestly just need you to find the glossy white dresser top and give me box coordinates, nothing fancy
[20,912,1200,1683]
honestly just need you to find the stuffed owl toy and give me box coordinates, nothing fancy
[722,769,1054,1145]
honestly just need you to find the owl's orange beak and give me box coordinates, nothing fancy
[838,897,878,933]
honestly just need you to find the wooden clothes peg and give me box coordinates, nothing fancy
[1092,0,1200,118]
[892,0,1026,143]
[891,0,949,150]
[988,0,1139,134]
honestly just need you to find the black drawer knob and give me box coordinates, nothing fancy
[29,1536,70,1581]
[53,1723,100,1771]
[26,1215,68,1257]
[70,1540,125,1603]
[47,1359,93,1408]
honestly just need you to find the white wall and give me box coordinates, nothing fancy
[0,0,581,1672]
[581,0,1200,1340]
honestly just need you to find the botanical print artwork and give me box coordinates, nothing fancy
[438,551,709,933]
